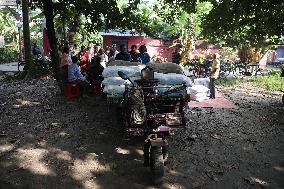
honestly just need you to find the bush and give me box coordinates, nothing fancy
[0,47,18,64]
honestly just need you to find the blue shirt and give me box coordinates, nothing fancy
[140,53,151,64]
[68,63,86,82]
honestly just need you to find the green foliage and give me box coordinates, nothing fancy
[193,1,213,38]
[202,0,284,46]
[0,10,17,44]
[219,47,238,61]
[216,70,284,91]
[249,71,284,91]
[195,53,206,60]
[0,47,18,64]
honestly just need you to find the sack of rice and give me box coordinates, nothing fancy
[102,66,143,78]
[187,85,209,94]
[147,62,183,74]
[187,85,210,101]
[194,78,210,88]
[107,60,143,67]
[154,72,192,86]
[102,77,130,86]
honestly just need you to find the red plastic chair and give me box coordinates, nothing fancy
[66,83,80,98]
[93,80,103,96]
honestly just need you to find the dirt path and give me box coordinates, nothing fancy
[0,77,283,189]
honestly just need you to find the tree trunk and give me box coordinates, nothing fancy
[22,0,32,71]
[180,14,195,64]
[42,0,63,92]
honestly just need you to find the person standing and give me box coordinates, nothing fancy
[209,53,221,99]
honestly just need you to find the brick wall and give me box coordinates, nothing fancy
[102,36,220,62]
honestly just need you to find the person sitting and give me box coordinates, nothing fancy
[79,47,89,73]
[139,45,151,64]
[96,48,108,68]
[129,44,141,62]
[87,57,104,84]
[68,56,90,94]
[32,43,41,59]
[172,44,183,64]
[115,44,131,61]
[63,46,72,65]
[78,45,85,60]
[109,44,119,58]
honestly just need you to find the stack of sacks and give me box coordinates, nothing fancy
[102,66,143,78]
[187,85,210,102]
[193,78,210,88]
[102,66,143,96]
[147,62,183,74]
[106,60,143,67]
[102,77,130,85]
[154,72,192,87]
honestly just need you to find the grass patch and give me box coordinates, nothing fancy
[216,70,284,92]
[249,70,284,91]
[216,77,243,87]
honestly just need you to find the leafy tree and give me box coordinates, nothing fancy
[202,0,284,46]
[0,10,17,44]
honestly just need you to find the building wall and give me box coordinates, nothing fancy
[102,36,220,62]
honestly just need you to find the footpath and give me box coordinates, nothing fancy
[0,62,23,72]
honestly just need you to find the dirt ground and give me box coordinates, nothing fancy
[0,76,283,189]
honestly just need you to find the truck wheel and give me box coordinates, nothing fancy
[150,146,164,184]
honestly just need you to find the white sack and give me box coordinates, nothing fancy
[194,96,210,102]
[102,66,143,78]
[147,62,183,74]
[102,77,130,85]
[154,72,192,86]
[107,60,143,67]
[193,78,210,88]
[187,85,209,94]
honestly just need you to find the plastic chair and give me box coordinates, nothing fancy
[93,80,103,96]
[66,83,80,98]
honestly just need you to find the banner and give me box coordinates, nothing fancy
[0,0,17,6]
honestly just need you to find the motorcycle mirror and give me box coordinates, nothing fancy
[118,71,129,80]
[169,86,176,91]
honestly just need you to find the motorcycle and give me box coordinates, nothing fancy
[118,71,190,184]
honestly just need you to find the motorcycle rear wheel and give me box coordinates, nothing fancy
[150,146,164,184]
